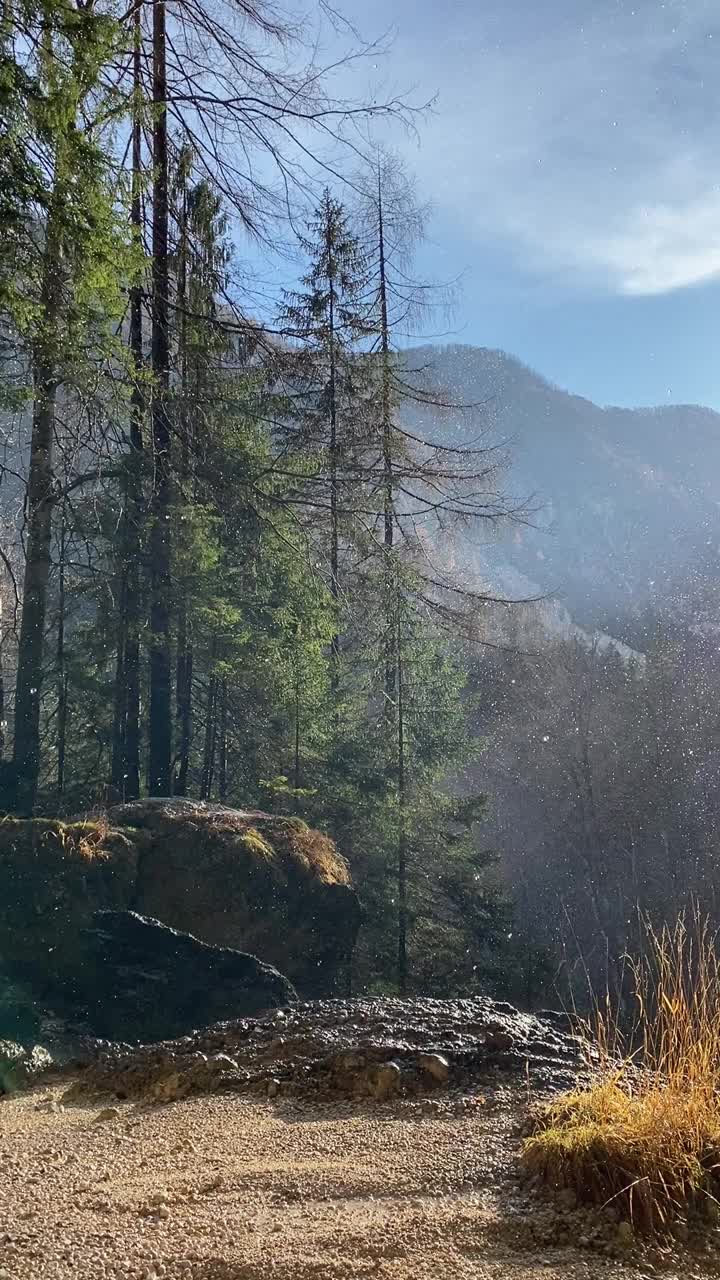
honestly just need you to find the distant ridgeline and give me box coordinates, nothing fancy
[401,344,720,639]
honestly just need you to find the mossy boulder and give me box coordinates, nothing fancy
[0,800,360,1034]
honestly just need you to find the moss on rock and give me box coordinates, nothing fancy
[0,799,359,1011]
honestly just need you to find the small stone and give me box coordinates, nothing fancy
[267,1079,280,1099]
[156,1205,170,1222]
[95,1108,121,1123]
[370,1061,402,1101]
[672,1219,689,1243]
[417,1053,450,1084]
[616,1220,634,1248]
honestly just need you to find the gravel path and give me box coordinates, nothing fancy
[0,1084,714,1280]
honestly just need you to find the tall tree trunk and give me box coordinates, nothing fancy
[56,507,68,800]
[218,677,228,802]
[174,163,193,795]
[111,0,144,800]
[200,669,217,800]
[0,594,5,762]
[377,175,396,716]
[293,668,301,795]
[148,0,172,795]
[396,606,408,995]
[326,216,340,696]
[124,10,145,801]
[175,630,192,795]
[13,205,62,814]
[375,173,406,992]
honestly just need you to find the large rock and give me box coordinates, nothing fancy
[110,799,360,999]
[51,910,296,1042]
[0,802,360,1020]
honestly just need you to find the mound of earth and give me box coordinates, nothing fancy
[0,800,360,1039]
[55,995,589,1105]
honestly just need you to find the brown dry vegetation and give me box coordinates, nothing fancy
[143,806,352,886]
[522,913,720,1232]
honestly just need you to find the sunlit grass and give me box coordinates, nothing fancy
[522,910,720,1231]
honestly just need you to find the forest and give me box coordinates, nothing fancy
[2,0,717,1008]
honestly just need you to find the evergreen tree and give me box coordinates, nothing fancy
[1,0,133,814]
[279,189,372,696]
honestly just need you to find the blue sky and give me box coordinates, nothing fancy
[328,0,720,408]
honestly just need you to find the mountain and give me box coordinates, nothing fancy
[405,344,720,633]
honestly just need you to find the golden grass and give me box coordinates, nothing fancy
[128,802,352,886]
[239,827,275,863]
[0,805,351,895]
[522,911,720,1231]
[0,815,113,862]
[270,817,351,886]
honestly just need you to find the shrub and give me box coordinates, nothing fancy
[521,910,720,1231]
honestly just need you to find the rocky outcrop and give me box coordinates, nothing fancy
[43,910,297,1043]
[0,801,359,1038]
[60,995,588,1104]
[111,799,360,999]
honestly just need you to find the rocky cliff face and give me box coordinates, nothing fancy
[0,800,360,1041]
[405,344,720,631]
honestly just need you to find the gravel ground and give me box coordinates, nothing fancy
[0,1084,716,1280]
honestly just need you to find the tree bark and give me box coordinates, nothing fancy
[175,630,192,795]
[123,0,145,800]
[148,0,172,795]
[111,0,145,800]
[218,677,228,802]
[327,210,340,695]
[199,672,217,800]
[0,593,5,762]
[396,607,408,995]
[13,204,63,814]
[377,175,396,716]
[174,160,193,796]
[56,507,68,800]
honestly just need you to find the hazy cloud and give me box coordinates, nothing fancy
[359,0,720,297]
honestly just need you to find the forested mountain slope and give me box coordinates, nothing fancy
[405,344,720,630]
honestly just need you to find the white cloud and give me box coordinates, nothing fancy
[359,0,720,296]
[586,194,720,295]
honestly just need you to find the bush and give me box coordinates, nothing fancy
[521,910,720,1231]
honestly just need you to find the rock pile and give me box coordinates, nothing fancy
[58,995,587,1104]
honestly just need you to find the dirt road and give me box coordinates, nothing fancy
[0,1084,712,1280]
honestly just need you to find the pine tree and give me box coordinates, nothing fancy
[279,189,372,698]
[2,0,132,814]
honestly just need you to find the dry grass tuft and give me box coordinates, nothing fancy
[133,802,352,886]
[272,817,351,886]
[0,815,114,862]
[522,910,720,1231]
